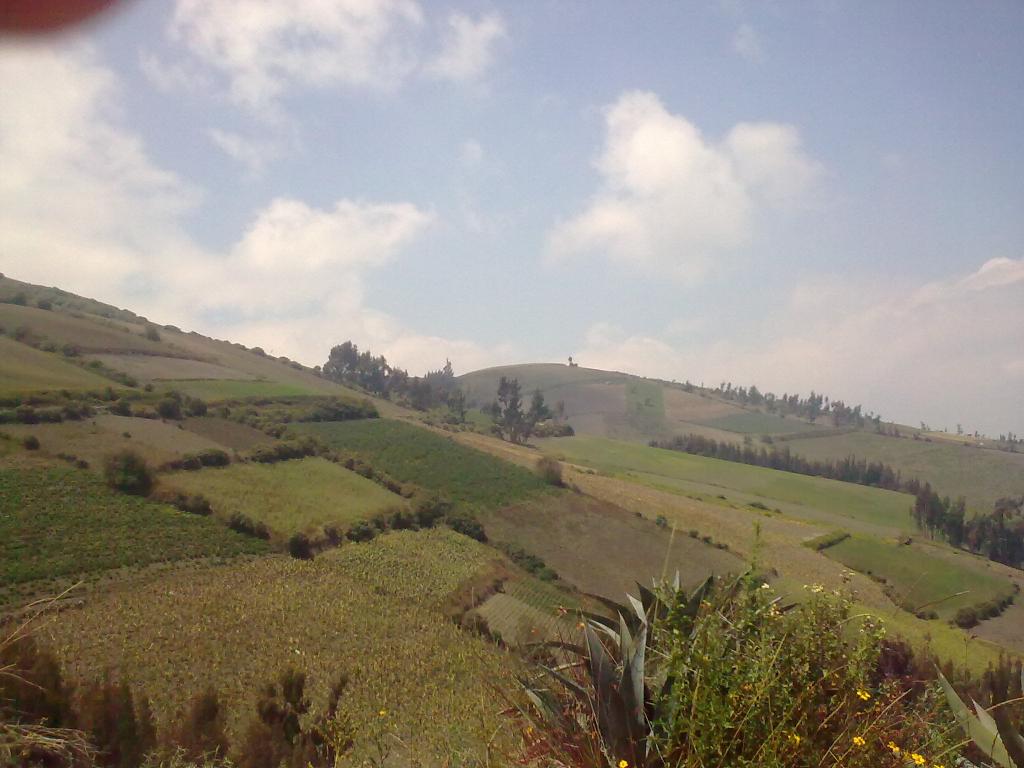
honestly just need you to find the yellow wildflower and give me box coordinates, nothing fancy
[856,688,871,701]
[852,735,866,747]
[887,741,901,755]
[910,755,926,766]
[787,732,801,746]
[378,709,387,717]
[619,761,629,768]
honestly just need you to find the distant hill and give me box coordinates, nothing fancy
[458,362,829,443]
[0,274,363,402]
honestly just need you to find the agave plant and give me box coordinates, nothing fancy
[519,574,712,767]
[938,665,1024,767]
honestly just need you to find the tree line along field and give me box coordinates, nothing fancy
[0,465,269,607]
[539,435,917,534]
[162,457,406,538]
[38,529,520,763]
[782,430,1024,511]
[295,418,551,510]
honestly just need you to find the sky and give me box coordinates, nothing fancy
[1,0,1022,436]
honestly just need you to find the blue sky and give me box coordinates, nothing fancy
[1,0,1022,435]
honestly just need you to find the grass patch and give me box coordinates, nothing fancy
[162,457,405,537]
[823,535,1016,621]
[540,436,916,534]
[0,337,116,394]
[0,466,268,602]
[296,419,549,510]
[625,379,665,433]
[39,529,515,761]
[784,430,1024,511]
[702,410,821,435]
[161,379,328,401]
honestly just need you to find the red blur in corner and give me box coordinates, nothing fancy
[0,0,123,34]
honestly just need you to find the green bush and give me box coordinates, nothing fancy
[22,435,40,451]
[535,456,564,487]
[103,450,154,496]
[345,520,376,543]
[954,605,979,628]
[287,532,313,560]
[156,398,183,420]
[445,512,486,542]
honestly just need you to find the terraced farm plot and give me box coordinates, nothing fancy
[701,410,824,435]
[539,436,916,535]
[86,353,257,382]
[3,415,228,470]
[297,419,549,509]
[783,431,1024,511]
[0,303,173,355]
[181,416,270,450]
[40,530,518,762]
[484,493,742,600]
[162,457,405,536]
[0,336,115,393]
[162,378,329,401]
[821,536,1016,621]
[0,466,268,605]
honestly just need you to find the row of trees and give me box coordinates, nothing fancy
[321,341,460,413]
[651,433,1024,570]
[912,487,1024,568]
[711,382,878,428]
[487,377,552,443]
[650,433,912,492]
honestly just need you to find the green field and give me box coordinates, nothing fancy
[783,431,1024,511]
[0,336,116,393]
[702,410,825,435]
[0,466,268,604]
[822,535,1017,621]
[161,378,328,401]
[297,419,549,509]
[625,379,665,433]
[40,529,517,761]
[0,302,171,355]
[539,436,917,534]
[163,457,405,536]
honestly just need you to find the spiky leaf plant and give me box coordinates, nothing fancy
[938,665,1024,767]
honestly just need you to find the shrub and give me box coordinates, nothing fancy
[109,399,132,416]
[535,456,564,487]
[520,578,960,767]
[227,513,270,540]
[953,606,979,628]
[103,449,154,496]
[156,398,183,420]
[345,521,376,542]
[185,397,208,417]
[143,325,161,342]
[414,495,451,528]
[655,514,668,528]
[36,298,52,310]
[446,512,487,542]
[7,292,27,306]
[22,435,40,450]
[197,448,230,467]
[287,532,313,560]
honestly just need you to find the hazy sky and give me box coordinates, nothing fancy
[1,1,1022,435]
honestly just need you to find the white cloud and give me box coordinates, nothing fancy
[424,11,506,83]
[577,258,1024,435]
[460,139,484,168]
[732,23,763,62]
[161,1,507,113]
[208,128,282,176]
[0,44,501,374]
[169,0,426,110]
[547,91,821,280]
